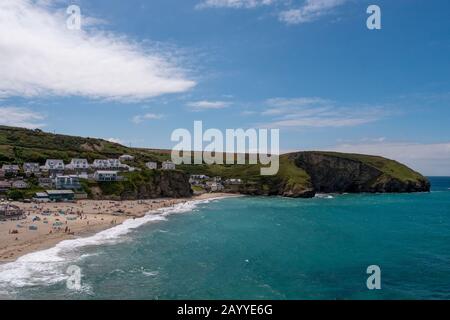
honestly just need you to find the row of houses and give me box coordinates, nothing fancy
[47,171,122,190]
[1,158,176,177]
[189,175,243,193]
[145,161,176,170]
[0,180,29,191]
[0,171,122,193]
[1,155,135,177]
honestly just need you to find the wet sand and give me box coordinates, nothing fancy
[0,193,235,263]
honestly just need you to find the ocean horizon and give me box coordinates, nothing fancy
[0,176,449,300]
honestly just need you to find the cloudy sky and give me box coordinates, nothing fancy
[0,0,449,175]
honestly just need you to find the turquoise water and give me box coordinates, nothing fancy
[1,177,450,300]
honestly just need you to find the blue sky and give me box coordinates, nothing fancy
[0,0,449,175]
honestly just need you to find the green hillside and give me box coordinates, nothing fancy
[0,126,167,165]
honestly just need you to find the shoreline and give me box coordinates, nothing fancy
[0,193,237,263]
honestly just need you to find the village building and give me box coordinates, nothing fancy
[0,169,5,179]
[43,159,65,171]
[66,159,90,171]
[189,175,210,185]
[38,177,53,189]
[206,181,225,192]
[46,190,75,202]
[0,181,12,192]
[191,175,209,180]
[0,204,25,220]
[119,154,135,162]
[146,162,158,170]
[34,192,50,202]
[94,171,119,182]
[55,175,81,190]
[92,159,123,170]
[225,178,243,185]
[23,162,40,175]
[12,180,29,189]
[43,159,65,177]
[1,164,20,175]
[162,161,176,170]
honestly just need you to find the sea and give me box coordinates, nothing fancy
[0,177,449,300]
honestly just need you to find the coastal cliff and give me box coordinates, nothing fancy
[292,152,430,193]
[88,170,193,200]
[221,151,430,198]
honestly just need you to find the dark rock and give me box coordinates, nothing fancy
[292,152,430,194]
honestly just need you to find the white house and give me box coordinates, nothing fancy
[191,175,209,180]
[92,159,122,170]
[66,159,89,170]
[43,159,65,171]
[55,175,81,190]
[189,175,210,185]
[23,163,40,175]
[12,180,28,189]
[0,181,11,192]
[38,177,53,189]
[162,161,176,170]
[119,154,134,162]
[94,171,118,182]
[1,164,20,175]
[225,178,243,185]
[146,162,158,170]
[206,181,224,192]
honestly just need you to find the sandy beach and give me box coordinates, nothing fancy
[0,193,234,263]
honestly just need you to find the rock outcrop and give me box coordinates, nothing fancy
[93,170,193,200]
[291,152,430,194]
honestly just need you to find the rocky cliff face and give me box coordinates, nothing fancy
[292,152,430,194]
[230,176,315,198]
[222,151,430,198]
[132,170,193,199]
[92,170,193,200]
[157,171,193,198]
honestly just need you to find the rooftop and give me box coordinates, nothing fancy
[46,190,75,195]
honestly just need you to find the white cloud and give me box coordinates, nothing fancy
[0,106,46,129]
[328,141,450,176]
[196,0,275,9]
[0,0,196,101]
[262,97,386,128]
[187,100,231,111]
[279,0,347,25]
[132,113,164,124]
[196,0,350,25]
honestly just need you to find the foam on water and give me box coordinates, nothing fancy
[315,194,334,199]
[0,197,220,291]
